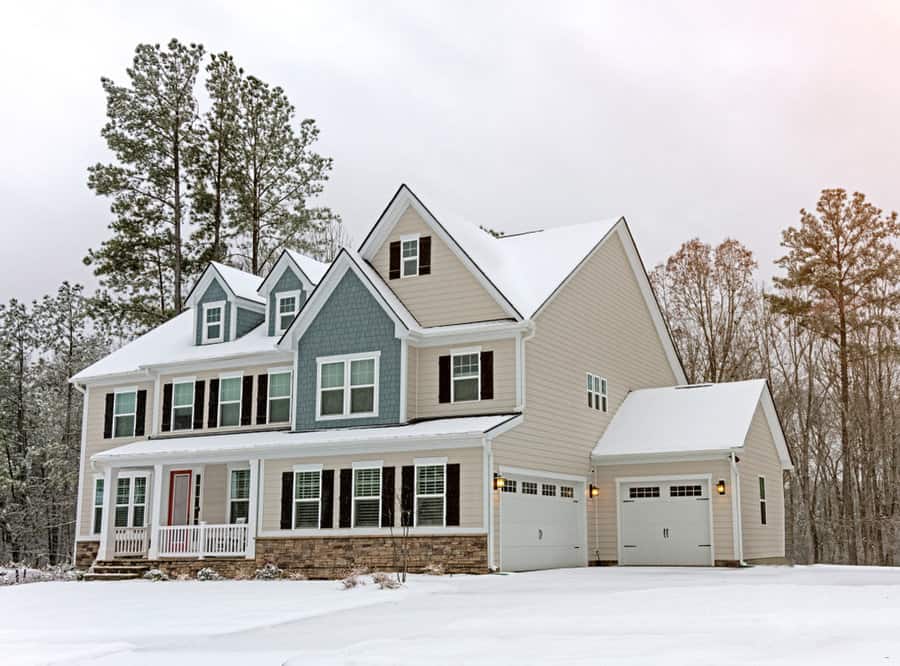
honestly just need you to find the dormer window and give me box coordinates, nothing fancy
[389,235,431,279]
[401,236,419,277]
[203,302,225,344]
[276,291,301,334]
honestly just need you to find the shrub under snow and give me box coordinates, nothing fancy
[254,562,284,580]
[196,567,223,581]
[142,568,169,582]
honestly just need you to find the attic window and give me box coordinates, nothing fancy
[389,235,431,279]
[401,237,419,277]
[203,302,225,344]
[276,291,301,334]
[587,373,608,412]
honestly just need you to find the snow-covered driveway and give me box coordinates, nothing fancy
[2,565,899,665]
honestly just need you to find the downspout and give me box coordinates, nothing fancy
[483,437,496,571]
[72,382,88,565]
[730,451,746,565]
[516,321,536,412]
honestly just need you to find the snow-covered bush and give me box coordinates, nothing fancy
[341,567,369,589]
[371,572,402,589]
[1,564,78,585]
[143,568,169,581]
[423,563,445,576]
[196,567,222,581]
[288,571,308,581]
[254,562,284,580]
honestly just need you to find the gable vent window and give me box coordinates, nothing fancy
[389,235,431,279]
[587,373,608,412]
[759,476,768,525]
[203,302,225,344]
[402,238,419,277]
[277,292,300,334]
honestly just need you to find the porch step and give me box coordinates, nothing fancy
[83,571,144,581]
[86,560,151,581]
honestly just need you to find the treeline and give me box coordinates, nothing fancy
[652,189,900,565]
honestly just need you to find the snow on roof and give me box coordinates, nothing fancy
[92,414,520,463]
[209,262,264,303]
[284,250,330,285]
[411,190,621,318]
[592,380,774,459]
[71,310,280,382]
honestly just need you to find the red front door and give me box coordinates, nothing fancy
[168,470,192,526]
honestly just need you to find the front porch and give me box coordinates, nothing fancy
[96,459,260,562]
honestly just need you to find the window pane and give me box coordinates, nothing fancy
[173,405,193,430]
[116,478,130,504]
[453,377,479,401]
[133,477,146,504]
[230,470,250,500]
[295,471,320,500]
[759,477,766,499]
[269,372,291,397]
[279,296,296,313]
[220,402,240,426]
[94,479,104,506]
[417,497,444,526]
[417,465,444,495]
[350,387,374,413]
[114,392,135,415]
[354,499,380,527]
[295,501,319,528]
[220,377,241,402]
[114,505,129,527]
[132,505,145,527]
[402,239,418,257]
[230,500,249,524]
[350,358,375,386]
[173,382,194,406]
[207,323,221,339]
[206,307,221,323]
[269,397,290,423]
[452,353,479,377]
[93,507,102,534]
[403,258,418,275]
[280,313,294,331]
[354,468,381,497]
[320,389,344,415]
[320,362,345,389]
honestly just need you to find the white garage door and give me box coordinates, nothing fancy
[500,475,585,571]
[619,478,713,566]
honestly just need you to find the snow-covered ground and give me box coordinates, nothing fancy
[2,565,899,665]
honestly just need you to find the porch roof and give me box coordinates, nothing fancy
[92,414,521,465]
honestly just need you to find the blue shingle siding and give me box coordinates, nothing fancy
[195,279,231,344]
[236,307,264,337]
[295,270,401,430]
[268,267,307,336]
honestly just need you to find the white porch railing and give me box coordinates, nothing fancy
[113,526,148,556]
[158,523,249,558]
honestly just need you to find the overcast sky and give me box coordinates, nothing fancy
[2,1,898,304]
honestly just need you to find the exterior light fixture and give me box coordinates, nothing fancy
[493,473,506,490]
[716,479,726,496]
[589,484,600,498]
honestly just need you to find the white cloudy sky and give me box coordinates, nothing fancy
[1,1,898,303]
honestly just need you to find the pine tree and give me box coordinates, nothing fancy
[85,39,205,331]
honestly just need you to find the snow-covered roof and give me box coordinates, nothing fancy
[92,414,521,463]
[71,310,283,382]
[592,379,792,468]
[284,250,330,285]
[208,262,265,304]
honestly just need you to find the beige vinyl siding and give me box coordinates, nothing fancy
[492,230,679,476]
[371,206,509,326]
[406,344,418,420]
[591,460,735,562]
[78,382,154,538]
[739,405,786,559]
[261,447,484,532]
[409,338,517,420]
[158,362,293,435]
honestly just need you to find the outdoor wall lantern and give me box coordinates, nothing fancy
[589,484,600,498]
[493,473,506,490]
[716,479,726,495]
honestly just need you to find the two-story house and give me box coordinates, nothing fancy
[72,185,792,578]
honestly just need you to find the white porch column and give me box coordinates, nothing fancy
[97,466,119,561]
[246,458,260,559]
[147,463,165,560]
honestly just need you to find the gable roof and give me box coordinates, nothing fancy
[592,379,793,469]
[257,249,330,295]
[184,262,265,307]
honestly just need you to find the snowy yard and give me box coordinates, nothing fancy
[2,565,899,665]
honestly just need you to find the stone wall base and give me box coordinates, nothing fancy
[75,541,98,569]
[745,556,792,566]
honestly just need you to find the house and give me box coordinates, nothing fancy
[71,185,792,578]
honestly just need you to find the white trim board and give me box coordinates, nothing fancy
[498,466,589,483]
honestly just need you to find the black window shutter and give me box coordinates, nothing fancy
[208,379,219,428]
[240,376,253,426]
[381,466,395,527]
[280,471,293,529]
[339,468,353,528]
[103,393,114,439]
[480,351,494,400]
[389,241,401,279]
[134,390,147,436]
[401,465,415,527]
[193,380,205,430]
[419,236,431,275]
[438,355,451,403]
[256,374,268,425]
[161,383,173,432]
[446,463,460,526]
[320,469,334,528]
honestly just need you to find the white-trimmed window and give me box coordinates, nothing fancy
[415,463,446,527]
[521,481,538,495]
[759,476,767,525]
[171,379,194,431]
[401,235,419,277]
[276,291,301,334]
[113,389,137,438]
[219,375,242,427]
[560,485,574,498]
[452,349,480,402]
[587,373,608,412]
[192,473,203,525]
[353,466,381,527]
[293,468,321,529]
[268,369,292,424]
[316,352,379,419]
[541,483,556,497]
[229,468,250,524]
[114,474,147,527]
[203,301,225,343]
[92,477,104,534]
